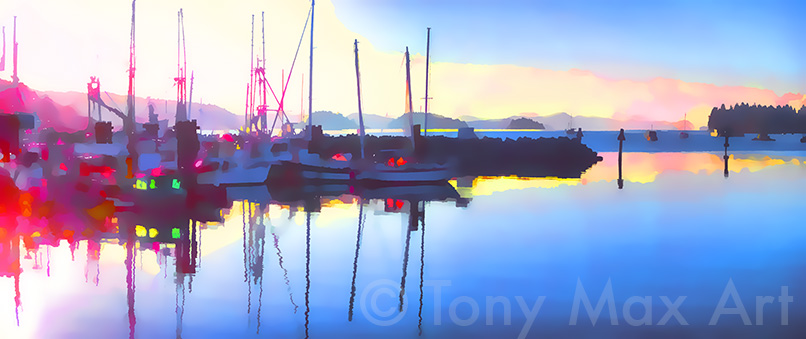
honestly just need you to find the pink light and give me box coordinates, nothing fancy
[194,160,203,168]
[151,167,165,177]
[57,138,65,145]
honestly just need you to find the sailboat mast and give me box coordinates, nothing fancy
[354,39,365,159]
[424,27,431,136]
[247,15,254,132]
[405,47,415,147]
[307,0,315,139]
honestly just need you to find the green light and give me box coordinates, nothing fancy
[172,179,181,189]
[149,179,156,189]
[172,228,180,239]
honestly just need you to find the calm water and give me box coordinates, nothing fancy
[2,149,806,338]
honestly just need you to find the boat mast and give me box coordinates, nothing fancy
[12,16,18,85]
[307,0,315,139]
[405,47,415,147]
[126,1,136,142]
[188,71,194,120]
[354,39,365,159]
[424,27,431,137]
[684,113,687,130]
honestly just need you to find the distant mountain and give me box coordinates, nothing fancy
[41,90,243,131]
[347,112,393,129]
[387,112,468,129]
[297,111,358,130]
[465,116,546,129]
[465,118,510,129]
[507,117,545,129]
[0,80,86,132]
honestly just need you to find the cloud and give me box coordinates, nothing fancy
[1,0,801,130]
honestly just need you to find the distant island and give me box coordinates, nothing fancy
[4,79,715,133]
[708,103,806,135]
[506,117,545,129]
[296,110,358,130]
[388,112,468,129]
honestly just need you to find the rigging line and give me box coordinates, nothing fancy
[278,5,313,123]
[259,70,282,111]
[104,92,124,113]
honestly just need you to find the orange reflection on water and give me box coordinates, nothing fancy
[582,152,800,184]
[451,152,803,198]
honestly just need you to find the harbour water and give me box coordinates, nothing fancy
[2,133,805,337]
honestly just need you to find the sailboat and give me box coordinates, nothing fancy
[645,124,658,141]
[679,113,689,139]
[269,38,453,186]
[565,115,576,135]
[351,40,453,184]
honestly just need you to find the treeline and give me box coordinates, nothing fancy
[708,103,806,135]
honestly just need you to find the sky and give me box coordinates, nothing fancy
[0,0,803,129]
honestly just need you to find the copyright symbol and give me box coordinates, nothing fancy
[360,279,407,326]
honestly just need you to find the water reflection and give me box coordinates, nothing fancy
[2,152,806,337]
[347,198,364,322]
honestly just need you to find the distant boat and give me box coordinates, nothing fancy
[752,133,775,141]
[679,114,689,139]
[645,125,658,141]
[565,116,576,135]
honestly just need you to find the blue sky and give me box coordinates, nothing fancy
[331,0,805,95]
